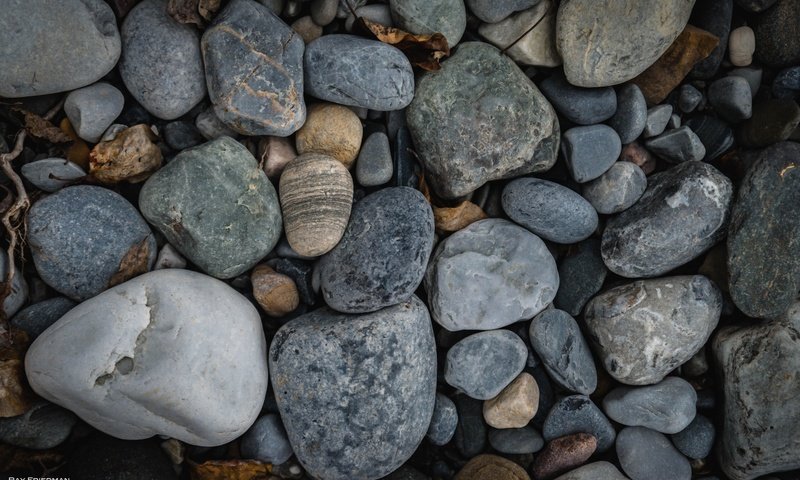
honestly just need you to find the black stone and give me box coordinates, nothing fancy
[453,392,487,458]
[542,395,616,452]
[685,114,734,161]
[753,0,800,67]
[689,0,732,79]
[68,434,177,480]
[269,258,315,306]
[554,239,607,316]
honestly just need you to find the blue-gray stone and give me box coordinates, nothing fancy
[689,0,732,80]
[608,84,646,143]
[645,126,706,163]
[392,127,419,188]
[728,67,763,97]
[0,402,77,449]
[427,393,458,446]
[163,121,204,151]
[11,297,76,340]
[582,161,647,214]
[602,377,697,434]
[466,0,540,23]
[670,414,714,459]
[562,125,621,183]
[539,73,617,126]
[542,395,616,452]
[270,258,315,306]
[453,393,487,457]
[678,85,703,113]
[21,158,86,193]
[643,105,673,138]
[389,0,466,46]
[356,132,393,187]
[772,66,800,99]
[708,76,752,123]
[240,414,293,464]
[64,82,125,143]
[685,114,734,161]
[617,427,692,480]
[0,251,27,318]
[753,0,800,67]
[529,309,597,395]
[445,330,527,400]
[554,239,607,316]
[488,426,545,454]
[735,0,777,11]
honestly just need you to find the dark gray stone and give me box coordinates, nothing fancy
[21,158,86,193]
[602,377,697,434]
[407,41,559,199]
[11,297,76,340]
[539,73,617,126]
[753,0,800,67]
[670,414,714,460]
[269,296,436,480]
[28,185,157,301]
[488,427,544,454]
[608,84,646,143]
[728,67,763,97]
[64,82,125,143]
[0,401,77,449]
[601,161,733,278]
[356,132,393,187]
[562,125,622,183]
[542,395,616,452]
[389,0,466,45]
[392,127,419,188]
[427,393,458,446]
[772,66,800,99]
[685,114,734,161]
[467,0,540,23]
[317,187,433,313]
[645,126,706,163]
[271,258,315,306]
[551,462,628,480]
[643,105,673,138]
[582,161,647,214]
[735,0,777,11]
[240,414,293,464]
[382,466,430,480]
[737,99,800,148]
[529,309,597,395]
[68,435,177,480]
[689,0,733,79]
[708,76,752,123]
[678,85,703,113]
[616,427,692,480]
[453,393,487,457]
[445,330,527,400]
[554,239,607,316]
[163,121,204,151]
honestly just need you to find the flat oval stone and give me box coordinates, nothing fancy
[0,0,120,97]
[25,269,268,446]
[584,275,722,385]
[21,158,86,193]
[317,187,434,313]
[427,393,458,446]
[529,309,597,395]
[407,41,559,199]
[425,218,558,331]
[389,0,466,46]
[542,395,616,452]
[602,376,697,434]
[11,297,76,340]
[539,73,617,125]
[561,125,622,183]
[356,132,393,187]
[582,161,647,214]
[616,427,692,480]
[445,330,528,400]
[269,296,436,480]
[304,35,414,111]
[601,161,733,278]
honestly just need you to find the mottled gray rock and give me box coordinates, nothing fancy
[11,297,76,340]
[240,414,293,464]
[317,187,433,313]
[584,275,722,385]
[603,377,697,434]
[389,0,466,45]
[202,0,305,136]
[0,251,27,319]
[427,393,458,446]
[28,186,156,301]
[467,0,540,23]
[445,330,527,400]
[0,402,77,449]
[582,161,647,214]
[119,0,206,120]
[407,42,559,199]
[643,105,673,138]
[477,1,561,67]
[616,427,692,480]
[502,177,598,243]
[305,35,414,111]
[488,427,544,454]
[0,0,121,97]
[539,73,617,125]
[310,0,337,26]
[529,309,597,395]
[645,126,706,163]
[601,161,732,278]
[356,132,393,187]
[542,395,616,452]
[25,269,268,446]
[679,85,703,113]
[425,219,558,331]
[553,462,628,480]
[608,84,647,143]
[195,107,239,140]
[139,137,282,279]
[562,125,622,183]
[64,82,125,143]
[670,414,714,459]
[708,76,753,123]
[163,121,204,151]
[269,296,436,480]
[554,239,607,316]
[21,158,86,193]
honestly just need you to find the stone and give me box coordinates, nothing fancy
[643,105,673,138]
[602,377,697,434]
[645,126,706,163]
[64,82,125,143]
[502,177,598,244]
[28,185,156,301]
[407,42,559,199]
[270,258,315,305]
[729,26,755,67]
[202,0,306,136]
[753,0,800,67]
[708,76,752,123]
[553,239,607,316]
[678,85,703,113]
[608,84,646,143]
[454,393,487,457]
[467,0,539,23]
[310,0,337,26]
[356,132,393,187]
[68,435,177,480]
[478,1,561,67]
[531,433,597,480]
[259,136,297,180]
[773,66,800,99]
[620,141,657,174]
[488,427,544,454]
[290,16,322,44]
[317,187,433,313]
[601,161,732,278]
[688,0,732,79]
[561,125,622,183]
[251,264,299,317]
[445,330,528,400]
[195,107,238,140]
[735,0,777,10]
[552,462,627,480]
[616,427,692,480]
[542,395,616,452]
[539,72,616,125]
[385,466,429,480]
[584,275,722,385]
[425,219,558,331]
[154,243,186,270]
[120,0,206,120]
[0,0,121,98]
[240,414,293,464]
[669,114,681,129]
[729,67,763,97]
[89,124,163,184]
[21,158,86,193]
[529,309,597,395]
[296,103,363,169]
[389,0,466,46]
[269,296,436,480]
[685,114,734,161]
[738,99,800,148]
[582,161,647,215]
[454,455,530,480]
[670,414,714,459]
[0,401,77,449]
[344,4,394,31]
[483,372,539,428]
[25,269,268,446]
[11,297,76,340]
[139,137,282,279]
[305,35,414,111]
[556,0,695,88]
[427,393,458,446]
[164,121,204,151]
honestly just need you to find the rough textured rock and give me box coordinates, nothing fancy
[389,0,466,46]
[539,72,616,125]
[482,372,539,428]
[269,296,436,480]
[529,309,597,395]
[89,124,163,184]
[25,269,268,446]
[454,454,530,480]
[478,1,561,68]
[542,395,616,452]
[64,82,125,143]
[602,377,697,434]
[239,414,293,464]
[554,239,607,316]
[584,275,722,385]
[407,42,559,199]
[467,0,539,23]
[616,427,692,480]
[427,393,458,446]
[552,462,628,480]
[445,330,528,400]
[582,161,647,214]
[753,0,800,67]
[0,402,77,449]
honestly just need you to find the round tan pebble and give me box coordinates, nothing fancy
[251,264,300,317]
[259,136,297,180]
[279,153,354,257]
[729,26,755,67]
[295,103,363,168]
[483,372,539,429]
[531,433,597,480]
[455,454,530,480]
[291,16,323,44]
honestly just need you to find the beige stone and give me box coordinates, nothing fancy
[259,136,297,180]
[295,103,363,169]
[478,0,561,67]
[483,372,539,429]
[251,264,300,317]
[89,124,162,183]
[729,26,755,67]
[455,454,530,480]
[291,16,323,44]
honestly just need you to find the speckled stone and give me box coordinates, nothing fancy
[670,414,714,459]
[445,330,528,400]
[389,0,466,46]
[21,158,86,193]
[427,393,458,446]
[542,395,616,452]
[269,296,436,480]
[608,84,647,143]
[529,309,597,395]
[539,73,617,126]
[10,297,76,340]
[466,0,539,23]
[454,454,530,480]
[562,125,622,183]
[582,161,647,214]
[616,427,692,480]
[554,239,607,316]
[753,0,800,67]
[488,427,544,454]
[603,377,697,434]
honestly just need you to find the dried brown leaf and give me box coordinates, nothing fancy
[434,201,488,234]
[0,444,64,472]
[167,0,205,26]
[89,124,163,184]
[16,109,72,144]
[357,18,450,71]
[189,459,273,480]
[0,327,33,417]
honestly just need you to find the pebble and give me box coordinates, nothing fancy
[202,0,306,136]
[291,16,322,44]
[269,296,436,480]
[488,427,544,454]
[195,106,238,140]
[539,73,617,126]
[616,427,692,480]
[389,0,466,46]
[644,126,707,163]
[0,401,77,450]
[305,35,414,111]
[602,377,697,434]
[69,435,176,480]
[466,0,539,23]
[608,84,646,143]
[728,67,763,96]
[531,433,597,480]
[251,264,299,317]
[729,26,755,67]
[317,187,433,313]
[239,414,293,464]
[445,330,528,400]
[386,466,430,480]
[0,0,121,97]
[561,125,622,183]
[310,0,337,26]
[454,393,487,457]
[478,1,561,67]
[270,258,315,305]
[708,76,752,123]
[688,0,732,79]
[64,83,125,143]
[119,0,206,120]
[643,105,673,138]
[27,185,156,301]
[682,348,709,377]
[454,454,530,480]
[684,114,734,161]
[502,177,598,244]
[584,275,722,385]
[407,42,559,199]
[89,124,163,184]
[356,132,393,187]
[670,414,715,460]
[678,85,703,113]
[11,297,75,340]
[735,0,777,11]
[669,114,681,129]
[601,161,732,278]
[542,395,616,452]
[483,372,539,428]
[296,103,363,169]
[344,4,394,31]
[427,393,458,446]
[21,158,86,193]
[582,161,647,214]
[153,243,186,270]
[553,239,607,316]
[620,141,657,175]
[259,136,297,180]
[773,66,800,99]
[139,136,282,279]
[25,269,268,446]
[425,219,558,331]
[753,0,800,67]
[738,98,800,147]
[529,309,596,395]
[163,121,204,151]
[552,462,627,480]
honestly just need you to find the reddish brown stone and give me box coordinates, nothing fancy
[531,433,597,480]
[620,142,656,175]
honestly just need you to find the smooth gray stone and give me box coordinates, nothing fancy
[670,414,714,459]
[202,0,305,136]
[689,0,732,80]
[389,0,466,45]
[269,296,436,480]
[553,239,607,316]
[425,218,558,331]
[64,82,125,143]
[669,114,681,129]
[684,114,734,161]
[539,73,618,125]
[644,126,706,163]
[445,330,527,400]
[562,124,622,183]
[582,161,646,215]
[317,187,433,313]
[344,4,394,31]
[68,434,177,480]
[356,132,393,187]
[260,0,286,14]
[466,0,540,23]
[542,395,616,452]
[28,185,157,301]
[0,402,77,449]
[616,427,692,480]
[529,309,597,395]
[407,41,559,199]
[552,462,628,480]
[310,0,336,26]
[502,177,598,244]
[240,414,293,464]
[603,377,697,434]
[488,427,544,454]
[427,393,458,446]
[0,0,121,98]
[678,85,703,113]
[305,35,414,111]
[643,105,673,138]
[195,107,239,140]
[601,161,732,278]
[10,297,76,340]
[584,275,722,385]
[608,84,646,143]
[119,0,206,120]
[22,158,86,193]
[708,76,753,123]
[139,137,282,279]
[163,121,204,151]
[728,67,763,97]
